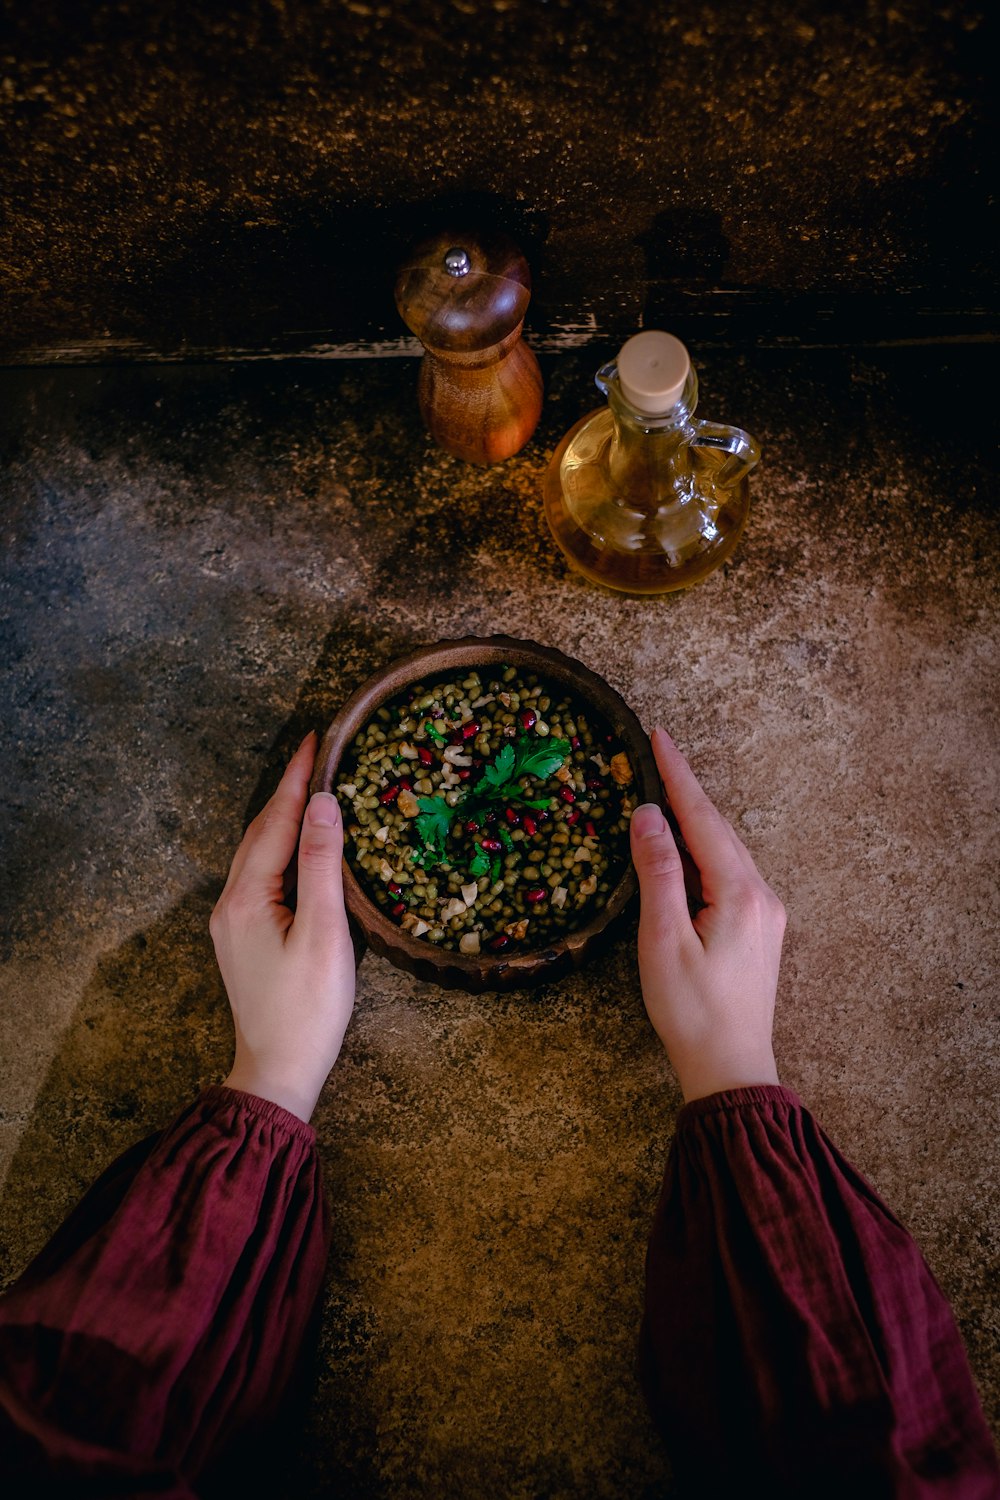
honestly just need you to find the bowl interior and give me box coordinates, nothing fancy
[312,635,663,989]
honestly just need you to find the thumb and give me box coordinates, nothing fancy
[630,803,690,948]
[294,793,350,942]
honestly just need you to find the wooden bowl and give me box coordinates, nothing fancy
[311,635,664,992]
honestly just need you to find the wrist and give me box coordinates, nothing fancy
[676,1049,780,1105]
[224,1055,325,1123]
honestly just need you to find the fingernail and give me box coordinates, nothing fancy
[631,802,666,838]
[307,792,340,826]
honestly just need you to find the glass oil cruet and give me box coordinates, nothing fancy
[543,331,760,594]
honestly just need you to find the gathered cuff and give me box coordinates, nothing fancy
[205,1084,318,1146]
[677,1084,803,1128]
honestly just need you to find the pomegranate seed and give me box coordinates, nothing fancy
[570,735,581,750]
[387,881,402,895]
[525,887,547,904]
[565,810,580,826]
[522,816,537,836]
[418,747,433,766]
[485,810,497,824]
[466,818,481,833]
[586,777,603,791]
[559,787,576,803]
[398,777,413,790]
[489,933,511,951]
[585,821,596,837]
[458,768,471,780]
[505,807,521,826]
[390,901,406,919]
[432,708,444,718]
[379,784,400,804]
[519,708,537,730]
[462,720,480,740]
[535,810,549,823]
[480,838,502,853]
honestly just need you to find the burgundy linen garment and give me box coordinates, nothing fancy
[0,1084,996,1497]
[641,1085,1000,1497]
[0,1086,329,1497]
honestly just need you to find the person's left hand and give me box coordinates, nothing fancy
[210,732,356,1122]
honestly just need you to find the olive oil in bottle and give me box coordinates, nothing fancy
[543,331,760,594]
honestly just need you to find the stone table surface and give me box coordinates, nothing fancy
[0,347,997,1496]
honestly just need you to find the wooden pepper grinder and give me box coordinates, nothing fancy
[394,229,543,464]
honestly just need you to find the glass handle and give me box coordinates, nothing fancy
[690,420,761,488]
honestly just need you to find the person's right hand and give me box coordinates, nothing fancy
[629,728,786,1103]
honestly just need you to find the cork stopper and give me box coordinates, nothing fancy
[616,331,690,415]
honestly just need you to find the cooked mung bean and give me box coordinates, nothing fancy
[336,667,636,953]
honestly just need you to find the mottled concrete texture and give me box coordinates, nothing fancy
[0,349,997,1496]
[0,0,994,358]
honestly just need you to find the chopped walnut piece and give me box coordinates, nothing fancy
[397,788,420,818]
[397,742,419,760]
[555,766,573,782]
[579,873,598,897]
[440,897,467,923]
[459,931,481,955]
[401,914,429,938]
[374,825,390,845]
[443,745,473,767]
[610,752,634,786]
[504,918,530,940]
[461,883,479,907]
[379,859,394,883]
[550,886,568,909]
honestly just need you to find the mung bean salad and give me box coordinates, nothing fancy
[336,666,637,954]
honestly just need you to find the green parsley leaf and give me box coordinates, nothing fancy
[469,848,491,879]
[498,824,514,851]
[424,720,447,747]
[466,734,571,815]
[414,796,454,861]
[491,854,501,884]
[481,742,516,791]
[513,735,572,782]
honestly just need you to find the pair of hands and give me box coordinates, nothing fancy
[210,729,784,1121]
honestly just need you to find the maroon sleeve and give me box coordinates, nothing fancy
[0,1085,331,1497]
[641,1085,1000,1497]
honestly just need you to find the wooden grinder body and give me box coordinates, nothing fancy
[395,231,543,465]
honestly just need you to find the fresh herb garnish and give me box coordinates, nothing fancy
[408,733,571,873]
[424,720,447,747]
[414,796,453,861]
[473,734,571,809]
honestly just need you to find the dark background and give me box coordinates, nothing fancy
[1,0,995,361]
